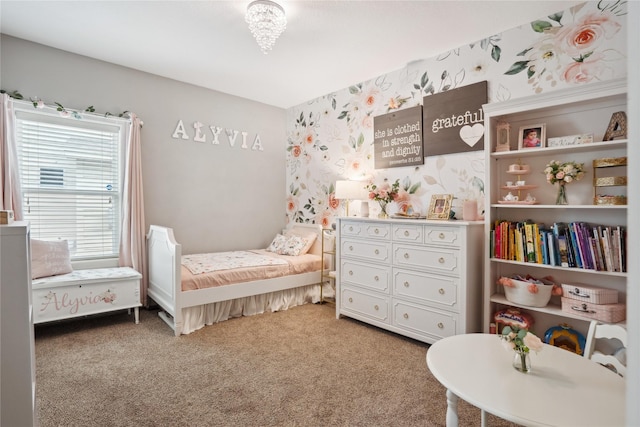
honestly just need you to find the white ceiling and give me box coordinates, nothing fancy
[0,0,583,109]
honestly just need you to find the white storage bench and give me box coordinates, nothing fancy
[32,267,142,325]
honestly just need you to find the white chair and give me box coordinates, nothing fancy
[584,320,627,377]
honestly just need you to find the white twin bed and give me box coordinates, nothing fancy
[146,223,326,335]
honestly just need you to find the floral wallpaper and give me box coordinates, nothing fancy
[285,1,627,228]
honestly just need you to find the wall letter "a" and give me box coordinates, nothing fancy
[252,134,264,151]
[172,120,189,140]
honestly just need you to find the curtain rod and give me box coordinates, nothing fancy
[10,98,138,125]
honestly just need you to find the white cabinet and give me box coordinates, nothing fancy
[336,217,483,344]
[1,222,37,426]
[482,78,627,336]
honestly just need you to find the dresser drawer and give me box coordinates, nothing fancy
[341,221,391,240]
[392,224,423,243]
[392,269,459,310]
[341,287,389,323]
[392,300,457,340]
[424,226,461,247]
[341,238,391,263]
[341,259,390,293]
[392,244,459,275]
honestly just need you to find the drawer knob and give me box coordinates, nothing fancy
[439,233,445,239]
[374,228,380,234]
[349,226,353,232]
[404,230,409,236]
[404,281,409,288]
[374,305,379,311]
[439,288,445,295]
[438,257,445,264]
[374,249,379,255]
[349,270,353,276]
[404,253,409,259]
[437,322,444,329]
[374,276,379,282]
[349,246,354,251]
[349,297,353,303]
[403,313,409,319]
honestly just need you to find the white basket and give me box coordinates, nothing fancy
[503,278,553,307]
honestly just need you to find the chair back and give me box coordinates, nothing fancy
[584,320,627,377]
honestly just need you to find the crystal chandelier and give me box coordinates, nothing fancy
[245,0,287,54]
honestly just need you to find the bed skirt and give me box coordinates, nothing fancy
[179,282,334,335]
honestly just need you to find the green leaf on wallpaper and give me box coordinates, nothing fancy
[337,111,348,120]
[516,47,533,57]
[527,66,536,79]
[531,20,552,33]
[504,61,529,75]
[331,98,337,110]
[356,133,364,148]
[420,71,430,88]
[491,45,501,62]
[348,85,361,95]
[548,12,563,24]
[319,145,328,151]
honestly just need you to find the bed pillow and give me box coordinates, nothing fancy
[266,234,288,254]
[31,239,73,279]
[284,228,318,255]
[266,234,309,256]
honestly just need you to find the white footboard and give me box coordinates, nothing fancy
[146,225,183,336]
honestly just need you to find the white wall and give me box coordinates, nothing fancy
[0,35,287,254]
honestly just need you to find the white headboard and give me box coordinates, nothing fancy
[287,223,323,256]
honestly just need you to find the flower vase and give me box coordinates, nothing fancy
[513,350,531,373]
[555,183,568,205]
[378,201,389,219]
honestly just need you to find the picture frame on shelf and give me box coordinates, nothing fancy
[518,124,546,150]
[427,194,453,220]
[495,122,511,152]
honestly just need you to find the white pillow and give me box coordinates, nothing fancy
[266,234,309,256]
[31,239,73,279]
[284,228,318,255]
[266,234,287,253]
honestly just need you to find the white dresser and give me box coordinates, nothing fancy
[1,221,37,426]
[336,217,483,344]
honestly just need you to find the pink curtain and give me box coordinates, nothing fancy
[119,114,148,305]
[0,94,23,219]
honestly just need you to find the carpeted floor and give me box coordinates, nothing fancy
[34,303,519,426]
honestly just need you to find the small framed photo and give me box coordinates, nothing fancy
[495,122,511,152]
[427,194,453,220]
[518,124,546,150]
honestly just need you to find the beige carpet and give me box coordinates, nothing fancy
[34,303,519,427]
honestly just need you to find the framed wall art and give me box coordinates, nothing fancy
[518,124,546,150]
[427,194,453,220]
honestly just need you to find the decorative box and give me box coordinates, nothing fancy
[0,210,14,224]
[561,297,626,323]
[561,283,618,305]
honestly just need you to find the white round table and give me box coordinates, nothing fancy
[426,333,625,427]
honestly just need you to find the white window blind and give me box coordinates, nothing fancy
[15,108,126,260]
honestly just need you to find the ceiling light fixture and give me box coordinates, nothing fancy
[245,0,287,54]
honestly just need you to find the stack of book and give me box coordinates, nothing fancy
[490,220,626,273]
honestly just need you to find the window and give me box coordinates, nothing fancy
[15,107,127,260]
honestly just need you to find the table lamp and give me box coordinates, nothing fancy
[335,180,369,217]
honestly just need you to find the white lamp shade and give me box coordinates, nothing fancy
[334,180,368,200]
